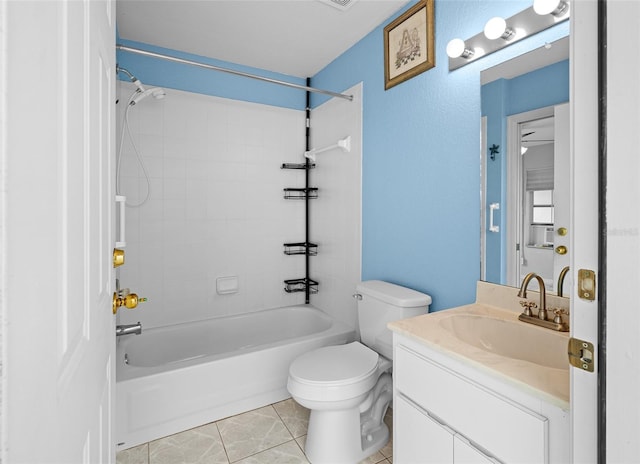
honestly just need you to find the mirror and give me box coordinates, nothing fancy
[480,37,570,293]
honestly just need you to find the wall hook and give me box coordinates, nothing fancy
[489,144,500,161]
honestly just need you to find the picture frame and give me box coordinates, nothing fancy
[383,0,435,90]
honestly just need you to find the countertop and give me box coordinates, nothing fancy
[388,282,570,409]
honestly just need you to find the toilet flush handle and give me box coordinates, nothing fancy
[352,293,363,301]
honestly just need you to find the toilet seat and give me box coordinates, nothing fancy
[288,342,381,402]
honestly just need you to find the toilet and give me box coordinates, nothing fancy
[287,280,432,464]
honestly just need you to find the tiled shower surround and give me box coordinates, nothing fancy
[116,81,362,329]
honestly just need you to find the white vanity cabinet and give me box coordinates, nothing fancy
[395,394,497,463]
[392,333,570,463]
[395,394,454,463]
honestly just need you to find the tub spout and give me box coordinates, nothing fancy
[116,322,142,336]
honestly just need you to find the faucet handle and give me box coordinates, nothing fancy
[519,300,537,317]
[551,308,569,324]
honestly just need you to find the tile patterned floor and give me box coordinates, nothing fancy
[116,399,393,464]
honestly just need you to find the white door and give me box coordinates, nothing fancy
[604,1,640,461]
[553,103,570,291]
[570,0,599,461]
[506,106,568,291]
[2,1,116,462]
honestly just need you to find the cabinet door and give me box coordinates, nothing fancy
[395,395,454,463]
[395,345,547,462]
[454,435,498,464]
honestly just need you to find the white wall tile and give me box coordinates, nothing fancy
[308,83,362,329]
[118,83,307,329]
[140,156,164,179]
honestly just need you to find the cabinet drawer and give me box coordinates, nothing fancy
[395,344,548,463]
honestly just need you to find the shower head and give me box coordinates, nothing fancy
[130,87,166,105]
[117,65,145,92]
[117,65,165,104]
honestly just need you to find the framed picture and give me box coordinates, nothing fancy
[383,0,435,90]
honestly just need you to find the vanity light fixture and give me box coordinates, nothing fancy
[533,0,569,17]
[484,17,515,41]
[447,1,569,71]
[446,38,474,59]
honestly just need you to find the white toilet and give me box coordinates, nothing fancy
[287,280,432,464]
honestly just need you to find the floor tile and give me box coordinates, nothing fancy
[272,399,310,438]
[116,400,393,464]
[217,406,293,462]
[116,443,149,464]
[233,440,308,464]
[149,422,228,464]
[294,433,390,464]
[359,450,386,464]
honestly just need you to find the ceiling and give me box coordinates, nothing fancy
[116,0,411,78]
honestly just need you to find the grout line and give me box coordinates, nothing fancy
[271,401,296,438]
[214,421,232,464]
[227,438,302,464]
[292,436,308,461]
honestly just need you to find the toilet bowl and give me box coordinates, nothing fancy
[288,342,392,464]
[287,280,432,464]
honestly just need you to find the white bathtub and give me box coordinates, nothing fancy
[115,305,355,450]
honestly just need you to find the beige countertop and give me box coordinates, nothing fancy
[389,282,570,409]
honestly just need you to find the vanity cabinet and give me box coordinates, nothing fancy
[395,394,497,463]
[395,394,454,463]
[393,333,570,463]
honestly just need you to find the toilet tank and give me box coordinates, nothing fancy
[356,280,432,359]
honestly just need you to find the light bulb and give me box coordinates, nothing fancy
[484,17,514,40]
[446,38,474,59]
[533,0,569,16]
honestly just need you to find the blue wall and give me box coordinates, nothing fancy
[311,0,568,310]
[116,39,308,110]
[117,0,569,311]
[481,60,570,283]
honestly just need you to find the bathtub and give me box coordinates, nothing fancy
[115,305,356,450]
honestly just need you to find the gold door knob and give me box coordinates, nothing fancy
[557,227,568,236]
[112,292,147,314]
[113,248,125,268]
[555,245,568,255]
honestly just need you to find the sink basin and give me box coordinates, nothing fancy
[439,314,568,370]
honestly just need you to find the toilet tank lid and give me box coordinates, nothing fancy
[357,280,432,307]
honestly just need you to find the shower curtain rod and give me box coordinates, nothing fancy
[116,44,354,101]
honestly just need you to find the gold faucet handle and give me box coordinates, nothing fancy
[519,300,537,316]
[551,308,569,324]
